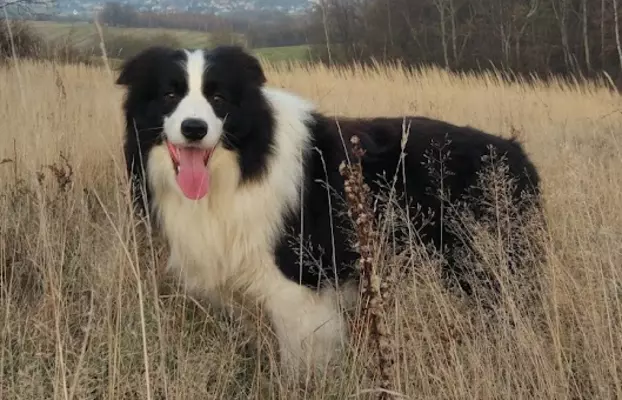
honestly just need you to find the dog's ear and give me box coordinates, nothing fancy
[208,46,267,87]
[237,47,267,86]
[116,46,174,87]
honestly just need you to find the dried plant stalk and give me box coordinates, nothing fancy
[339,135,396,400]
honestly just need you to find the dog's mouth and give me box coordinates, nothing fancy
[166,141,213,200]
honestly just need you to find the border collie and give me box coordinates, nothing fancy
[116,45,542,372]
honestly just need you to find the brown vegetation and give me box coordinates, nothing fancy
[0,59,621,399]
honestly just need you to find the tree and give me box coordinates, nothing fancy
[1,0,51,15]
[582,0,591,72]
[100,2,137,28]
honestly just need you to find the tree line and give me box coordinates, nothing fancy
[46,0,622,84]
[305,0,622,84]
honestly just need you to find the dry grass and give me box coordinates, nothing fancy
[1,58,622,399]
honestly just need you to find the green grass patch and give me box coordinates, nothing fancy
[254,45,312,63]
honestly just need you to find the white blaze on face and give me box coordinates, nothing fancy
[162,49,225,200]
[163,49,224,149]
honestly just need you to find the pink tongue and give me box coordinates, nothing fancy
[175,147,210,200]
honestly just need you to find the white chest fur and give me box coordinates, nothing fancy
[146,87,315,300]
[151,146,295,300]
[144,87,354,372]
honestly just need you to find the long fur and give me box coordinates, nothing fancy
[116,45,542,372]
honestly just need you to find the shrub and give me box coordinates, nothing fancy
[0,21,93,66]
[0,20,43,62]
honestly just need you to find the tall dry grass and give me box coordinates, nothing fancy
[1,58,622,399]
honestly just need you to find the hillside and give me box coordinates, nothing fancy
[53,0,312,18]
[30,20,218,50]
[28,20,311,62]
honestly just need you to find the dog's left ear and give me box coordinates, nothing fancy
[238,48,267,87]
[208,46,267,87]
[116,46,176,87]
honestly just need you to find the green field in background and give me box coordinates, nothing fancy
[29,20,311,63]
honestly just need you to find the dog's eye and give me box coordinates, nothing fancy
[212,93,225,103]
[164,92,179,101]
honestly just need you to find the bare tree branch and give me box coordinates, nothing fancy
[0,0,51,12]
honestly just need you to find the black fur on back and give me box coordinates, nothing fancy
[276,114,542,295]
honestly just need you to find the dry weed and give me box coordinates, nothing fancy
[340,135,396,400]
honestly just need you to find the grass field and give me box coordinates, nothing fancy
[28,20,311,63]
[254,45,312,63]
[29,20,216,49]
[1,58,622,399]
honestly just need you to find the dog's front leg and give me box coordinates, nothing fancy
[262,275,349,376]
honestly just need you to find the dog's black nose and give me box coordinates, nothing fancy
[181,118,208,141]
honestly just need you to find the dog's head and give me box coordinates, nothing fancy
[117,45,274,207]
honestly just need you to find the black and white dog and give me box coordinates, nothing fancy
[116,45,541,371]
